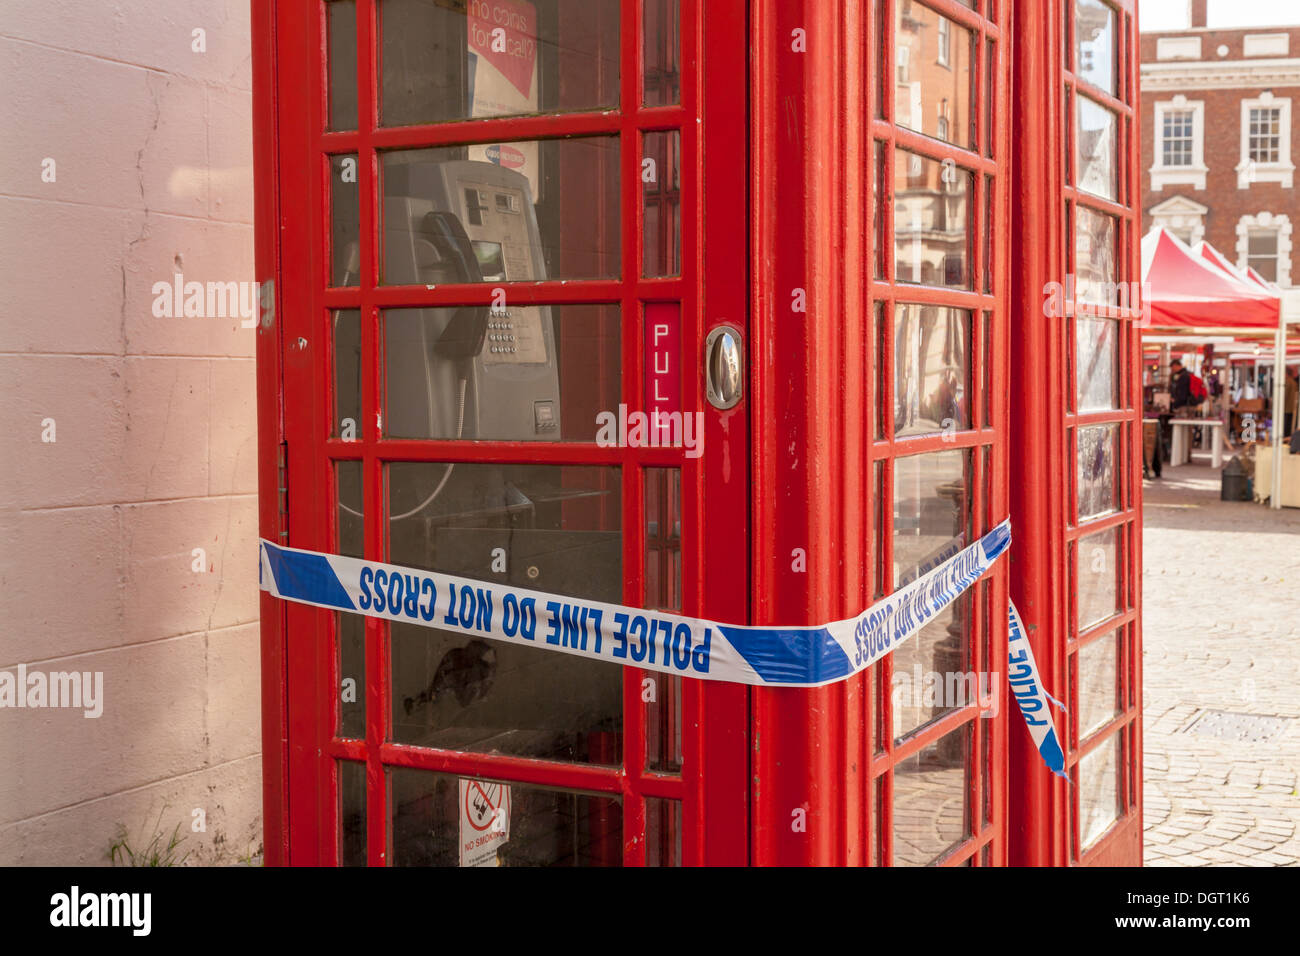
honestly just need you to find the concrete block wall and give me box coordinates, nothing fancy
[0,2,261,865]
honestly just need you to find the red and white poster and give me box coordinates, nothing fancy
[467,0,540,198]
[458,778,511,867]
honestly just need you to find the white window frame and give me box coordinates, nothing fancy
[937,17,951,68]
[1236,212,1293,288]
[1151,96,1206,191]
[1238,92,1294,189]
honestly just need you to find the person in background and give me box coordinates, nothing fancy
[1170,359,1207,419]
[1285,366,1298,440]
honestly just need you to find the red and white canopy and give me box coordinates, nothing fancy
[1140,228,1280,330]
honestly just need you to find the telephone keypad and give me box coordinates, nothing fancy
[486,315,518,355]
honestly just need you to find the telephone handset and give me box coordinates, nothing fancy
[420,210,490,359]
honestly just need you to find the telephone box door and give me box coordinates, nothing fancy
[256,0,749,866]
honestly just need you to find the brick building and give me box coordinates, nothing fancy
[1141,1,1300,287]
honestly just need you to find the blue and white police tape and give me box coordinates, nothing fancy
[259,519,1011,689]
[1007,599,1068,778]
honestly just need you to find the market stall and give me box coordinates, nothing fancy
[1140,228,1296,508]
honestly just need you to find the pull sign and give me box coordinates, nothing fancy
[705,326,743,410]
[646,303,682,444]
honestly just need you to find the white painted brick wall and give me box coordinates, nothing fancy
[0,1,261,866]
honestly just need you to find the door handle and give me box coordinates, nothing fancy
[705,326,743,410]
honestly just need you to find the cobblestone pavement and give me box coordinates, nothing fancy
[1142,457,1300,866]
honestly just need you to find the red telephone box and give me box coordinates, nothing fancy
[1008,0,1145,867]
[252,0,1142,866]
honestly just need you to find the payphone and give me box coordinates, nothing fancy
[382,155,562,442]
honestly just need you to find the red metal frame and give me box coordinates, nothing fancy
[254,0,750,866]
[1009,0,1143,866]
[750,0,1011,866]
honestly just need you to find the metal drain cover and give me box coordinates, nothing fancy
[1183,710,1291,743]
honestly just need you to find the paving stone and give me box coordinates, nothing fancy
[1142,463,1300,869]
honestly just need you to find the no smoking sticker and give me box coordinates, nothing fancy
[459,779,510,867]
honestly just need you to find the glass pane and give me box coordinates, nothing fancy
[893,450,970,589]
[383,304,618,441]
[1076,735,1121,849]
[1064,89,1073,185]
[645,798,682,866]
[1249,230,1278,258]
[333,309,362,438]
[1075,0,1116,95]
[893,450,972,739]
[892,724,971,866]
[895,150,972,289]
[1075,206,1117,306]
[870,777,880,865]
[874,141,885,280]
[337,461,366,738]
[874,303,886,439]
[894,2,974,148]
[981,311,993,429]
[338,613,366,738]
[984,38,994,157]
[1076,524,1119,631]
[379,0,620,127]
[645,468,683,773]
[874,776,887,864]
[1077,96,1117,201]
[389,769,622,866]
[643,0,681,106]
[980,713,992,826]
[382,139,620,285]
[339,761,366,866]
[387,463,622,763]
[873,460,885,601]
[1077,424,1118,521]
[1076,317,1118,412]
[331,154,361,287]
[892,592,973,739]
[327,1,358,131]
[643,131,681,277]
[982,175,993,294]
[894,304,970,438]
[876,0,888,120]
[1077,631,1119,739]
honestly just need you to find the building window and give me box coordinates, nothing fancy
[1248,107,1281,163]
[1237,93,1294,189]
[1161,110,1194,166]
[897,44,910,84]
[1247,230,1279,282]
[937,17,951,67]
[1236,212,1293,287]
[1150,97,1206,191]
